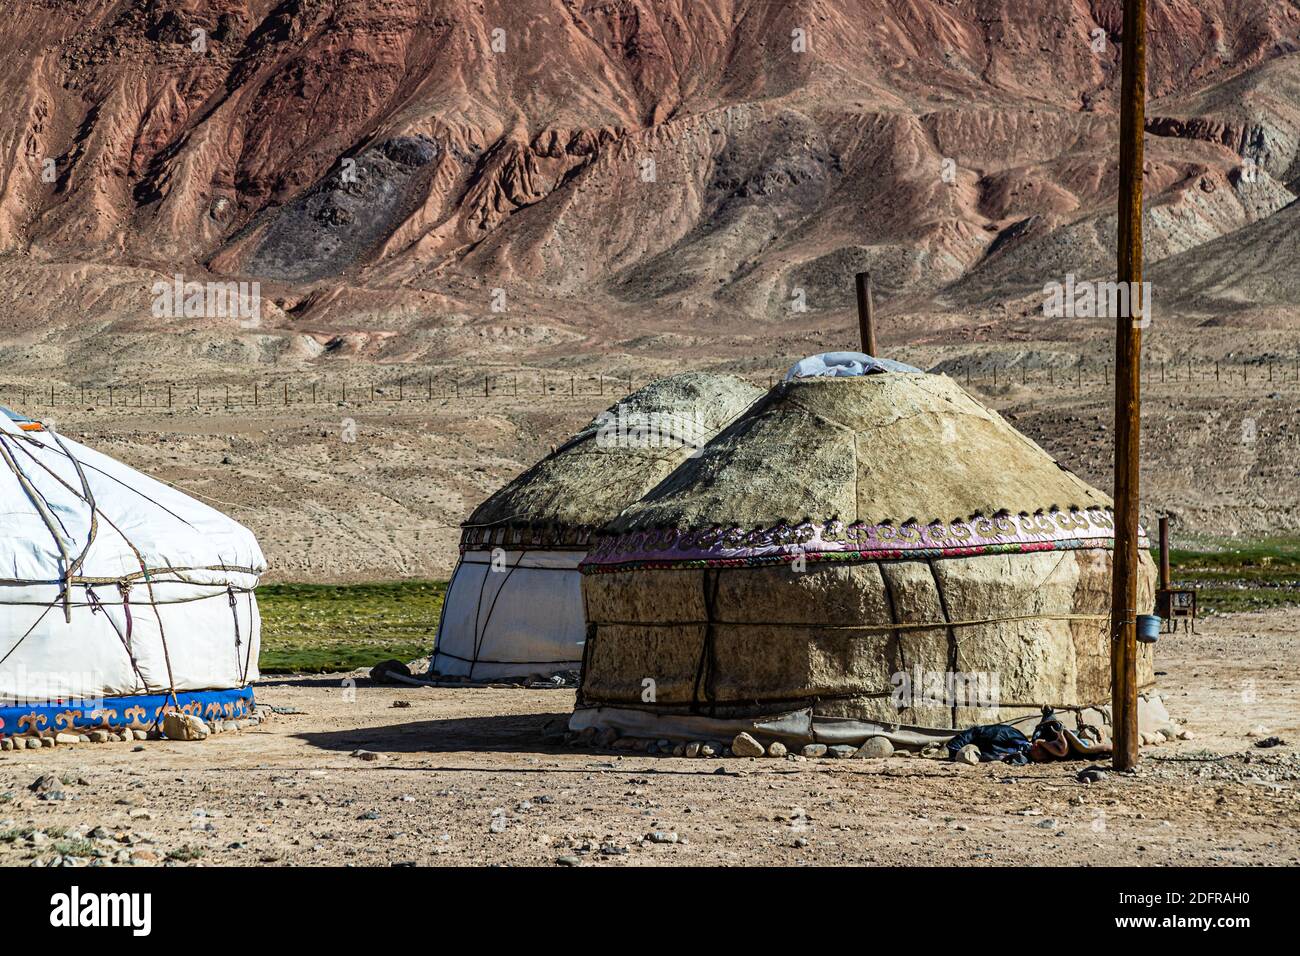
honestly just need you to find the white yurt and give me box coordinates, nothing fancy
[431,372,763,681]
[0,408,265,739]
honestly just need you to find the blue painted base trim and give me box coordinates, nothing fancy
[0,687,254,737]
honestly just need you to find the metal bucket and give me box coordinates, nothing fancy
[1136,614,1162,643]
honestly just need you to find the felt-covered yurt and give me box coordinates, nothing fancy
[572,359,1158,748]
[0,408,265,739]
[430,372,764,680]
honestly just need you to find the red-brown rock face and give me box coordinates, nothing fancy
[1,0,1298,331]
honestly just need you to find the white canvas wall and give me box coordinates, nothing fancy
[432,550,585,680]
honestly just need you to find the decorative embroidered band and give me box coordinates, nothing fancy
[583,508,1144,572]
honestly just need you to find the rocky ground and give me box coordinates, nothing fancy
[1,606,1296,867]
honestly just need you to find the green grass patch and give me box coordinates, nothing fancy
[1155,539,1300,614]
[257,580,447,673]
[51,838,97,859]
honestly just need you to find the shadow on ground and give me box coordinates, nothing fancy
[296,712,571,755]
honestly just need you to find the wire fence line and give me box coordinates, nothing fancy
[1,357,1298,412]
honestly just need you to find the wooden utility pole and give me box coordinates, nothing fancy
[1157,514,1170,592]
[855,272,877,356]
[1111,0,1147,773]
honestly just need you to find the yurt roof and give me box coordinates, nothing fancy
[601,372,1111,540]
[0,411,265,587]
[463,371,764,536]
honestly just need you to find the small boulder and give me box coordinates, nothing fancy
[731,733,765,758]
[955,744,981,765]
[54,733,80,745]
[370,659,412,684]
[28,773,60,793]
[828,745,857,759]
[801,743,828,758]
[766,741,788,758]
[853,736,894,759]
[162,712,209,741]
[685,741,702,758]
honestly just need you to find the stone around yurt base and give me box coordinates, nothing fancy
[163,712,210,741]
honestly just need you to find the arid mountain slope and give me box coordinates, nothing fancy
[0,0,1297,375]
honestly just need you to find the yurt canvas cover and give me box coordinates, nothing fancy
[0,409,265,736]
[573,372,1158,747]
[431,372,764,680]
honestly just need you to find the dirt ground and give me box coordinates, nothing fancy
[2,607,1296,867]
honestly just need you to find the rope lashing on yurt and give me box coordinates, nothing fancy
[467,552,526,679]
[229,585,257,687]
[85,585,150,691]
[690,568,723,716]
[0,435,76,622]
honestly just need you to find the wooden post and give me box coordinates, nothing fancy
[1111,0,1147,774]
[1158,514,1170,592]
[854,272,877,356]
